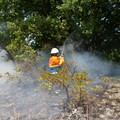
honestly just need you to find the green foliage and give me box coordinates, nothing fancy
[40,64,94,106]
[0,0,119,62]
[6,42,42,80]
[40,65,73,101]
[22,15,69,48]
[108,49,120,62]
[72,71,92,103]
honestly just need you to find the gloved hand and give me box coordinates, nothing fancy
[59,56,64,65]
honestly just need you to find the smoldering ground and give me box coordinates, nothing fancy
[0,40,119,119]
[0,49,66,119]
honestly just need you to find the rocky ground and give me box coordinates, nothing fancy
[50,81,120,120]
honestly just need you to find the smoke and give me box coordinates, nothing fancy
[39,36,120,82]
[0,35,119,119]
[0,49,15,87]
[0,49,66,119]
[62,38,120,83]
[0,49,15,74]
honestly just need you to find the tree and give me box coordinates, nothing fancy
[0,0,120,62]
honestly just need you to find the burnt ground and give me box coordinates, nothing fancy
[50,79,120,120]
[0,78,119,120]
[0,79,66,120]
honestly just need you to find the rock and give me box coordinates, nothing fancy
[100,99,108,105]
[111,101,118,106]
[114,106,120,112]
[104,92,109,97]
[109,83,120,88]
[99,114,105,118]
[106,108,115,117]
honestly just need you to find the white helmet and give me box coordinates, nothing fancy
[51,48,59,54]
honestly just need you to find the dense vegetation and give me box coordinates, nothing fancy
[0,0,120,62]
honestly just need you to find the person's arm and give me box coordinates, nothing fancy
[59,56,64,65]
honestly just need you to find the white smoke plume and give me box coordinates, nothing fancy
[61,38,120,82]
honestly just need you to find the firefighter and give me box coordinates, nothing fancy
[49,48,64,74]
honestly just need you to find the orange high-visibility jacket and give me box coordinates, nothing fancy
[49,56,64,67]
